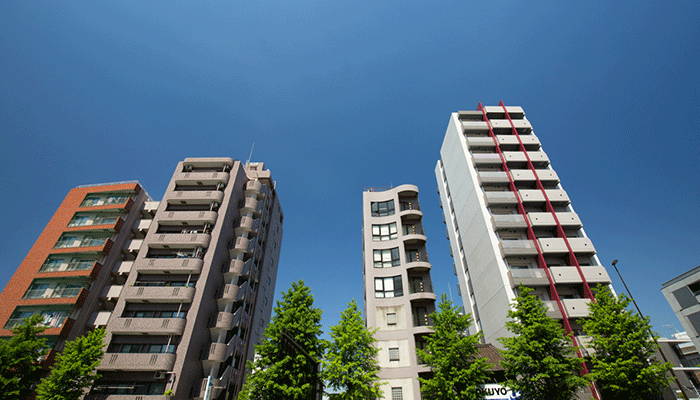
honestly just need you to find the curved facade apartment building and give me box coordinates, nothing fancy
[435,104,612,398]
[362,185,437,400]
[0,158,283,400]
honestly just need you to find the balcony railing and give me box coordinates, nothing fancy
[402,225,424,236]
[23,287,84,299]
[405,251,429,263]
[54,237,108,249]
[409,281,433,294]
[4,312,70,329]
[412,314,433,327]
[399,202,420,211]
[68,216,119,227]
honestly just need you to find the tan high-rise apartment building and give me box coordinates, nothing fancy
[0,158,283,400]
[362,185,437,400]
[435,103,612,399]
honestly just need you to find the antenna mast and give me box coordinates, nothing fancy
[246,143,255,165]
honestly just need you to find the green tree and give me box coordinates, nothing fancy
[581,285,672,400]
[498,286,589,400]
[35,327,106,400]
[324,299,382,400]
[0,315,48,400]
[417,294,491,400]
[239,280,325,400]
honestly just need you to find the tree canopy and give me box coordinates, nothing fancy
[239,280,325,400]
[35,327,106,400]
[581,284,672,400]
[498,286,589,400]
[324,299,382,400]
[0,315,48,400]
[417,294,491,400]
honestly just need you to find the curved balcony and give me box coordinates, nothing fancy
[121,286,195,303]
[158,211,218,225]
[202,342,227,370]
[401,225,426,245]
[241,197,259,214]
[409,291,437,303]
[223,258,253,280]
[149,233,211,249]
[398,204,422,219]
[107,317,186,335]
[136,258,203,274]
[168,190,224,204]
[210,311,234,335]
[229,236,253,258]
[217,281,249,307]
[395,184,419,197]
[245,180,262,197]
[99,353,176,371]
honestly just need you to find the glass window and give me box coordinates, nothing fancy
[373,248,400,268]
[389,347,400,361]
[372,223,397,241]
[387,312,397,325]
[371,200,395,217]
[391,387,403,400]
[375,276,403,298]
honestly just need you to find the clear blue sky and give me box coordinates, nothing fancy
[1,1,699,338]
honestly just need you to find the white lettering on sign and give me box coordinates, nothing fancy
[477,384,521,400]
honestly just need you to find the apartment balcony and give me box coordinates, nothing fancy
[534,169,559,182]
[202,342,227,370]
[149,233,211,248]
[528,212,582,228]
[136,258,203,274]
[158,210,218,225]
[472,153,503,165]
[87,311,112,328]
[501,151,549,166]
[402,225,427,245]
[461,120,489,131]
[568,237,596,254]
[508,268,550,287]
[223,258,253,279]
[107,317,186,335]
[210,307,247,336]
[245,180,263,197]
[125,239,143,254]
[22,287,86,300]
[99,353,176,371]
[174,171,230,185]
[408,282,436,303]
[229,236,253,258]
[40,260,103,279]
[134,218,153,232]
[550,266,610,284]
[478,171,509,184]
[101,285,123,301]
[168,189,225,204]
[575,335,595,356]
[217,281,250,307]
[398,201,422,219]
[543,298,591,319]
[241,196,264,217]
[405,253,431,272]
[499,240,539,256]
[491,214,528,229]
[65,217,125,233]
[51,238,114,255]
[121,286,195,303]
[237,215,261,233]
[562,298,592,318]
[538,238,569,253]
[484,191,518,205]
[495,134,538,146]
[467,137,496,147]
[518,189,570,204]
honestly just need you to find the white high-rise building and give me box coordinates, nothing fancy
[435,103,612,357]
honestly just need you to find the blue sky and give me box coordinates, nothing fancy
[1,1,699,338]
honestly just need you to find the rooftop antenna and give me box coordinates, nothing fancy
[246,143,255,165]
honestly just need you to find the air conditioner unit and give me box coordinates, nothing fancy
[154,371,166,380]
